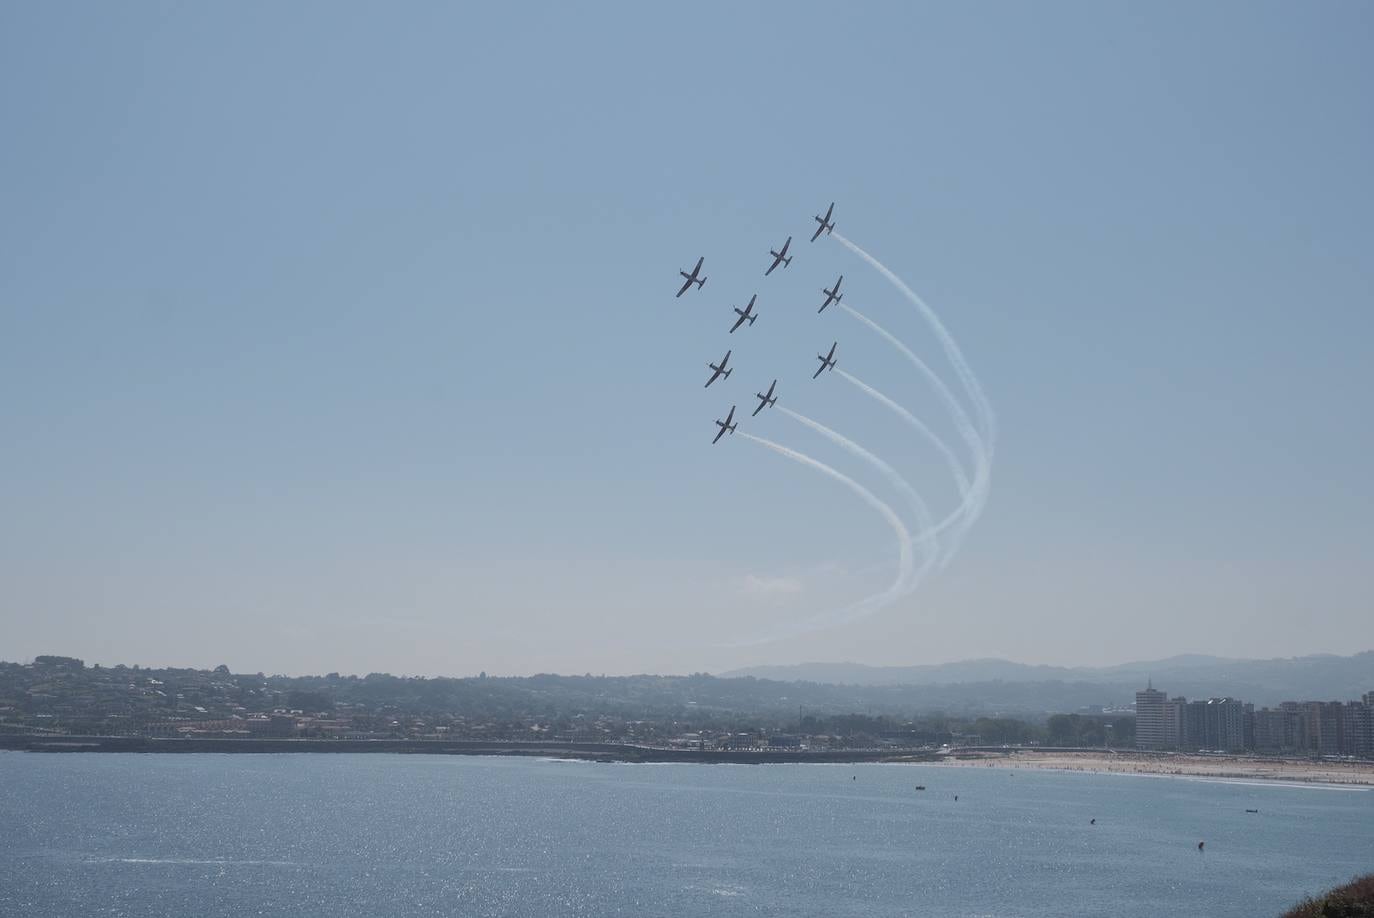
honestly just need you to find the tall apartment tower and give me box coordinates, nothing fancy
[1162,697,1187,750]
[1203,697,1246,752]
[1136,682,1168,750]
[1303,702,1343,755]
[1350,702,1374,757]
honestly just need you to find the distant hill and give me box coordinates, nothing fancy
[721,651,1374,707]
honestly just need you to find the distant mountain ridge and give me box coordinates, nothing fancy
[721,652,1374,707]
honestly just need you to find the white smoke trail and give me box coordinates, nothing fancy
[835,370,975,557]
[778,406,938,593]
[832,231,997,449]
[836,368,969,509]
[838,302,983,460]
[838,302,991,558]
[735,432,913,642]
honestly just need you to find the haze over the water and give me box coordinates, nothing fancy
[2,3,1371,677]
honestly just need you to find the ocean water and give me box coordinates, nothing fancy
[1,753,1371,917]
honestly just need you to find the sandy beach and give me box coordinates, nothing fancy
[929,750,1374,787]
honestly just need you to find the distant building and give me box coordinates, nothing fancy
[1135,684,1167,750]
[33,656,83,669]
[1348,702,1373,758]
[1304,702,1343,755]
[1163,697,1187,750]
[1252,707,1297,753]
[1197,698,1246,752]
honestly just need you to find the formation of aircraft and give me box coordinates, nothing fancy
[676,257,706,297]
[818,275,843,313]
[730,295,758,333]
[765,236,792,276]
[811,202,835,241]
[753,379,777,416]
[676,203,842,443]
[813,341,838,379]
[713,405,737,444]
[704,349,732,388]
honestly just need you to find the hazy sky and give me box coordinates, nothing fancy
[3,2,1371,677]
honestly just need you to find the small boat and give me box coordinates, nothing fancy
[914,785,926,791]
[1245,808,1259,814]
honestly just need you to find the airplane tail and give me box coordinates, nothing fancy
[784,257,792,267]
[696,277,706,288]
[724,368,732,379]
[748,315,756,325]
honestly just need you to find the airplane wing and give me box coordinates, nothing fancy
[782,236,791,254]
[725,406,735,425]
[827,342,837,360]
[722,349,731,366]
[693,256,703,274]
[812,363,825,380]
[765,254,781,276]
[824,202,834,221]
[730,312,746,333]
[766,380,776,398]
[713,424,727,444]
[704,367,721,388]
[752,399,765,416]
[677,276,693,297]
[810,223,825,242]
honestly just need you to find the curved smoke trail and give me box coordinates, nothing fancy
[735,432,913,642]
[832,231,997,449]
[836,368,969,509]
[835,369,976,565]
[838,302,991,558]
[838,302,983,460]
[778,406,939,592]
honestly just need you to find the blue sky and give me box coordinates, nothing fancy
[2,2,1371,676]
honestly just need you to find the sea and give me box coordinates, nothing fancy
[2,752,1371,917]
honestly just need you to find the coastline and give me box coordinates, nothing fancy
[926,749,1374,788]
[0,735,939,766]
[4,736,1372,786]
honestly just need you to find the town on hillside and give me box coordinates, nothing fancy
[2,656,1371,759]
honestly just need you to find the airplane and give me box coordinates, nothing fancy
[730,294,758,333]
[764,236,792,276]
[753,379,777,416]
[818,274,843,312]
[676,257,706,297]
[712,405,737,444]
[810,202,836,241]
[704,349,732,388]
[813,342,837,379]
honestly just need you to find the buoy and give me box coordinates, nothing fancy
[1090,818,1096,825]
[1198,841,1205,851]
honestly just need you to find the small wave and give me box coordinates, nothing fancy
[86,857,297,867]
[683,882,747,898]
